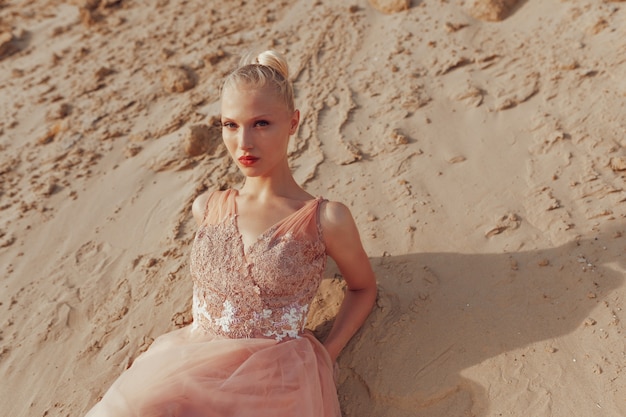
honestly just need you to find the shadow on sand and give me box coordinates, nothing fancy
[328,226,624,416]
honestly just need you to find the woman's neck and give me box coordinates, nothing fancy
[239,170,304,201]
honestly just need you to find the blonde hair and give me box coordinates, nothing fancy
[222,50,295,112]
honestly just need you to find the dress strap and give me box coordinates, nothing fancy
[271,197,326,243]
[202,192,214,222]
[203,189,237,225]
[315,197,327,243]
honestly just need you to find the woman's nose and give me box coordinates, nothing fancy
[238,128,253,150]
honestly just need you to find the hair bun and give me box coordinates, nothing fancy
[256,50,289,80]
[225,50,295,112]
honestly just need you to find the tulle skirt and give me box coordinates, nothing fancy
[85,327,341,417]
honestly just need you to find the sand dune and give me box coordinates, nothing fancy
[1,1,625,416]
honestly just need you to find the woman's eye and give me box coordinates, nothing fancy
[222,122,236,129]
[254,120,269,127]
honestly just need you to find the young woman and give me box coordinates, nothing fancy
[85,50,377,417]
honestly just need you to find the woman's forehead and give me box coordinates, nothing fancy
[221,85,285,114]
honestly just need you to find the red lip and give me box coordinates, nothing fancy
[238,155,259,167]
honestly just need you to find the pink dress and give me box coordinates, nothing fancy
[85,189,341,417]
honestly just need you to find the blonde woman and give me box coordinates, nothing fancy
[86,50,377,417]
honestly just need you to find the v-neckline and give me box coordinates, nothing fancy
[231,190,318,256]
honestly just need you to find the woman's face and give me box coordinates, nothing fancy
[220,84,299,177]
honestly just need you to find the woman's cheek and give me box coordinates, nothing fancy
[222,134,236,153]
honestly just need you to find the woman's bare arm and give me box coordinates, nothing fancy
[320,201,377,363]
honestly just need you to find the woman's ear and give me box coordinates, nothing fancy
[289,109,300,135]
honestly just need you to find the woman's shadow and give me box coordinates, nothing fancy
[314,226,624,416]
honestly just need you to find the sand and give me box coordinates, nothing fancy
[1,0,625,416]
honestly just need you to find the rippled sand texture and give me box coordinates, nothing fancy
[1,1,625,416]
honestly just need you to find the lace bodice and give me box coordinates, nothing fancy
[189,190,327,341]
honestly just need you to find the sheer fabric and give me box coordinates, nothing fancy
[85,189,340,417]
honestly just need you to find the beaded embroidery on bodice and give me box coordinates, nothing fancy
[189,190,326,341]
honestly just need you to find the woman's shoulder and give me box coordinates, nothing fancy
[318,199,364,257]
[192,189,233,225]
[318,199,355,232]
